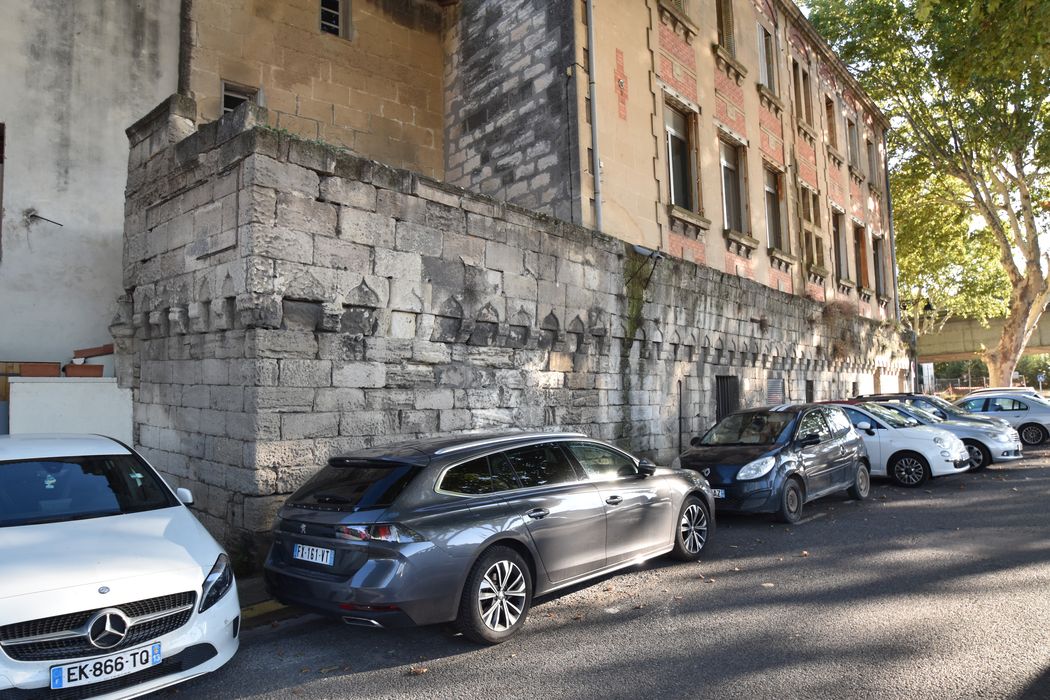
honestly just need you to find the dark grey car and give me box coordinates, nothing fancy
[264,432,715,644]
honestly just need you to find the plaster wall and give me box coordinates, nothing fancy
[9,378,132,444]
[0,0,179,366]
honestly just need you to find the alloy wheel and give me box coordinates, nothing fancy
[966,444,985,469]
[680,503,708,554]
[855,466,871,497]
[894,457,925,486]
[477,560,527,632]
[1020,425,1045,445]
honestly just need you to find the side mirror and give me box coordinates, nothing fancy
[689,436,703,448]
[176,487,194,506]
[797,433,821,448]
[637,459,657,477]
[856,421,876,436]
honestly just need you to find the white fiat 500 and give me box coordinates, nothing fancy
[0,434,239,698]
[828,403,971,487]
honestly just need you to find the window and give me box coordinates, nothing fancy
[440,456,520,495]
[767,377,785,404]
[990,398,1028,412]
[290,459,420,510]
[800,187,823,267]
[320,0,349,37]
[758,26,776,94]
[846,119,860,169]
[832,213,849,281]
[843,406,880,430]
[715,375,740,421]
[764,168,783,250]
[665,104,695,211]
[872,236,886,296]
[822,407,852,437]
[866,138,879,184]
[720,141,746,233]
[792,59,812,125]
[854,225,869,288]
[503,444,581,488]
[567,443,638,480]
[796,409,830,440]
[222,82,257,114]
[716,0,735,56]
[960,398,987,412]
[825,96,838,149]
[805,380,816,403]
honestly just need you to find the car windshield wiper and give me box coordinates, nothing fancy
[312,493,353,504]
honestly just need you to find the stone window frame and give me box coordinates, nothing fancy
[221,81,258,114]
[846,117,862,174]
[791,56,814,128]
[757,23,778,96]
[865,136,880,188]
[663,96,703,216]
[716,0,736,57]
[872,234,887,299]
[831,209,852,285]
[853,222,872,292]
[762,166,785,252]
[320,0,352,39]
[798,183,825,273]
[719,137,749,236]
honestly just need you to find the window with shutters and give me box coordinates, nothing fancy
[764,168,784,251]
[873,236,886,297]
[846,119,861,170]
[866,138,879,185]
[825,96,839,150]
[720,140,747,233]
[716,0,735,56]
[767,377,785,404]
[792,59,813,125]
[854,224,870,288]
[758,26,776,94]
[665,103,697,211]
[832,212,849,281]
[800,186,824,268]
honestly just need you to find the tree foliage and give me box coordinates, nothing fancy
[809,0,1050,384]
[893,157,1009,333]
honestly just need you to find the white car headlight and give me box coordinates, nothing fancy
[671,455,682,470]
[933,437,946,448]
[737,456,776,481]
[993,432,1014,443]
[200,553,234,613]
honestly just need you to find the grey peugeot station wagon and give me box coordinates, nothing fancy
[264,432,715,644]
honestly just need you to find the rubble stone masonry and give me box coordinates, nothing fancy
[116,97,910,564]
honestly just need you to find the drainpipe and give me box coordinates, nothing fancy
[882,130,899,323]
[177,0,193,97]
[585,0,603,232]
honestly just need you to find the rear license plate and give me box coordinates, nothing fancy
[712,489,726,499]
[293,543,335,566]
[50,643,161,689]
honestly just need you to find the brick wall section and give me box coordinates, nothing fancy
[189,0,444,179]
[443,0,578,222]
[657,20,697,102]
[769,267,792,294]
[797,135,818,190]
[714,69,746,137]
[117,97,911,562]
[759,105,784,166]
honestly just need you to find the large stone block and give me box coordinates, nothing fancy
[332,361,386,388]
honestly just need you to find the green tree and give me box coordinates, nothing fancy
[893,157,1009,334]
[809,0,1050,385]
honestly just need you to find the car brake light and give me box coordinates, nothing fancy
[334,523,425,543]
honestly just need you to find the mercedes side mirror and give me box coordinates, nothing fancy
[637,459,657,477]
[176,487,194,506]
[689,436,703,448]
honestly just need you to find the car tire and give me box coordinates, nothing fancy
[1018,423,1047,446]
[888,452,930,488]
[456,546,533,645]
[776,477,804,524]
[963,440,992,472]
[670,495,711,561]
[847,461,871,500]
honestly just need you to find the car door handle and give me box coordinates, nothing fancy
[526,508,549,520]
[605,495,623,506]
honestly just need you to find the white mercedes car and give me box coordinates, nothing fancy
[0,434,239,698]
[955,393,1050,446]
[828,403,971,487]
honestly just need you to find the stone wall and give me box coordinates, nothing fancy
[443,0,579,223]
[116,97,910,565]
[188,0,445,178]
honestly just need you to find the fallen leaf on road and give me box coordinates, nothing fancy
[319,666,339,674]
[300,668,311,673]
[799,550,809,557]
[761,582,775,588]
[733,567,741,571]
[698,573,705,579]
[634,604,645,609]
[1012,487,1020,492]
[674,595,683,600]
[407,667,429,676]
[572,614,584,620]
[706,578,716,583]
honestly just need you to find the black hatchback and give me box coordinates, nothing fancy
[673,404,870,523]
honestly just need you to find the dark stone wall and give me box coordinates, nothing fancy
[443,0,580,224]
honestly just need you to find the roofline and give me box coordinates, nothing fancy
[775,0,891,128]
[433,432,588,456]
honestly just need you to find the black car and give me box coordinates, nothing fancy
[673,404,870,523]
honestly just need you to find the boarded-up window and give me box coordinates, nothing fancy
[767,377,785,404]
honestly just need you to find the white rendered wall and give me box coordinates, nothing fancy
[0,1,179,365]
[9,378,132,444]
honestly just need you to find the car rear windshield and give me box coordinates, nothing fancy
[701,411,796,446]
[288,460,420,511]
[0,455,177,528]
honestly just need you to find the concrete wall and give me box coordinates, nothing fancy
[0,0,179,367]
[9,378,132,444]
[443,0,579,223]
[188,0,445,179]
[116,97,910,562]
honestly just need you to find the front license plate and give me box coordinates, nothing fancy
[50,643,161,689]
[712,489,726,499]
[293,543,335,566]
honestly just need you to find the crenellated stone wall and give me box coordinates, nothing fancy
[116,97,911,565]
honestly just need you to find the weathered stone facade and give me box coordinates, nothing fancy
[116,97,909,564]
[443,0,579,223]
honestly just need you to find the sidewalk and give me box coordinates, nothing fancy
[237,574,292,628]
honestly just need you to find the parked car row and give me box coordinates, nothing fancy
[0,389,1039,696]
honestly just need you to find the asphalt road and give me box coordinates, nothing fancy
[163,451,1050,700]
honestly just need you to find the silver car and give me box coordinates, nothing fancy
[955,393,1050,445]
[874,402,1023,471]
[264,432,715,644]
